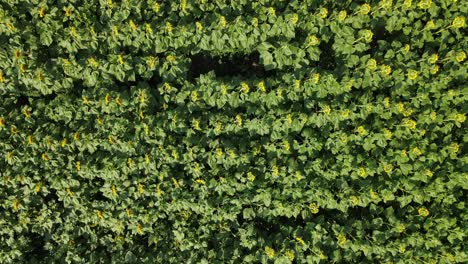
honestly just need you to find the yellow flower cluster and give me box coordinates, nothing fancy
[424,169,433,177]
[220,84,228,94]
[380,0,392,8]
[397,223,406,233]
[323,105,331,115]
[35,182,42,193]
[191,91,198,102]
[381,65,392,76]
[146,56,156,68]
[428,54,438,64]
[362,30,373,42]
[309,202,319,214]
[60,138,67,147]
[357,126,367,136]
[240,82,250,93]
[37,71,43,81]
[418,207,429,217]
[181,0,187,11]
[295,237,306,246]
[426,20,436,30]
[456,51,466,62]
[235,115,242,126]
[117,55,124,65]
[383,163,393,174]
[195,179,205,184]
[399,245,406,253]
[39,7,45,18]
[251,17,258,27]
[65,7,72,17]
[247,172,256,182]
[42,153,50,161]
[165,22,173,33]
[23,108,31,118]
[294,80,301,89]
[338,11,347,21]
[219,16,227,28]
[257,81,266,92]
[307,35,320,46]
[129,20,137,31]
[312,73,320,83]
[403,119,417,130]
[14,50,21,59]
[166,55,176,62]
[454,113,465,123]
[360,4,371,15]
[144,23,152,35]
[450,143,459,154]
[403,44,410,54]
[287,114,293,124]
[337,233,347,246]
[383,128,393,140]
[192,119,201,130]
[290,14,299,25]
[357,167,367,177]
[12,199,20,210]
[272,165,279,176]
[268,7,276,17]
[215,122,222,133]
[285,250,295,261]
[265,246,275,258]
[452,17,465,28]
[277,89,283,98]
[112,185,118,196]
[404,0,412,8]
[195,22,203,31]
[417,0,432,9]
[367,59,377,70]
[127,157,134,167]
[412,147,422,156]
[172,150,178,159]
[403,108,413,117]
[283,140,290,151]
[216,148,223,158]
[407,69,418,80]
[337,109,348,119]
[319,8,328,18]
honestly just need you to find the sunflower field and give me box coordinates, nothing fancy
[0,0,467,263]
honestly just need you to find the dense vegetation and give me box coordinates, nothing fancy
[0,0,466,263]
